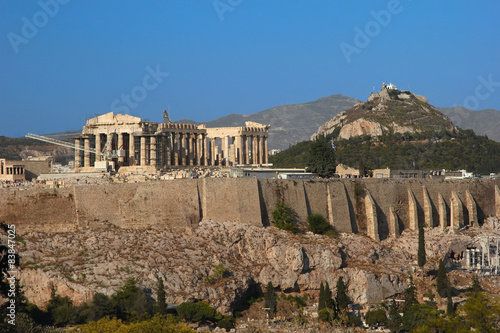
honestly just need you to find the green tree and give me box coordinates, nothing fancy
[460,292,500,333]
[113,277,150,321]
[417,223,426,268]
[156,276,167,315]
[272,201,297,233]
[336,277,351,312]
[365,308,388,327]
[46,285,77,326]
[446,291,454,315]
[402,276,418,314]
[387,299,402,333]
[469,274,483,293]
[90,292,114,321]
[318,282,325,311]
[306,135,336,178]
[177,301,217,323]
[402,303,439,332]
[217,315,235,331]
[307,214,330,234]
[318,308,335,322]
[264,282,277,317]
[436,259,449,297]
[318,281,334,313]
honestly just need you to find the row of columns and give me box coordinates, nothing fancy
[75,132,269,169]
[1,166,24,175]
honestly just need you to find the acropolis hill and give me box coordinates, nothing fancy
[2,98,500,325]
[1,176,500,315]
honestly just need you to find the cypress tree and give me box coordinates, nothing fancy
[336,277,351,312]
[436,259,448,297]
[417,223,426,267]
[264,282,277,316]
[324,281,334,310]
[402,276,418,314]
[318,282,325,311]
[469,274,483,293]
[446,290,454,315]
[388,299,402,333]
[156,276,167,315]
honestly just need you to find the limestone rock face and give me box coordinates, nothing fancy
[14,220,411,314]
[14,219,492,315]
[338,119,385,140]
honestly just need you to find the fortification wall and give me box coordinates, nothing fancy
[1,178,498,238]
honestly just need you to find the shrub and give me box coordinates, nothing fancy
[272,202,297,233]
[177,302,217,323]
[365,308,388,327]
[217,315,235,331]
[318,308,335,322]
[307,214,330,234]
[204,263,230,284]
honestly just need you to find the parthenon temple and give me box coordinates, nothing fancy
[73,112,270,172]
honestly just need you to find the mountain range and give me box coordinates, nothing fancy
[3,95,500,154]
[178,98,500,148]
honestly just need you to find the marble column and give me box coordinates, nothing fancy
[188,134,193,166]
[256,135,261,165]
[84,138,90,168]
[202,134,208,166]
[210,138,216,166]
[245,136,250,164]
[179,133,185,166]
[118,133,124,166]
[140,136,147,166]
[241,135,246,164]
[129,134,135,166]
[236,135,242,165]
[224,136,230,166]
[95,134,101,162]
[173,133,179,166]
[166,134,172,167]
[264,136,268,164]
[231,137,236,166]
[252,135,258,165]
[74,139,81,167]
[150,136,157,167]
[196,134,202,166]
[106,134,113,156]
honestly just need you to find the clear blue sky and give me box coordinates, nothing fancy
[1,0,499,138]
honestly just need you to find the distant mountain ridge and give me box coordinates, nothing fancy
[174,94,360,149]
[437,106,500,142]
[6,95,500,156]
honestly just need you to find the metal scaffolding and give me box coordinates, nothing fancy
[465,237,500,275]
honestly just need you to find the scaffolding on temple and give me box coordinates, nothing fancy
[464,236,500,275]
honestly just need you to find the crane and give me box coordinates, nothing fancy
[25,133,104,156]
[25,133,117,171]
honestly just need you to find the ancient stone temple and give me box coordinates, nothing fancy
[73,112,270,172]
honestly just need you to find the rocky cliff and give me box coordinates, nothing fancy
[11,218,500,316]
[2,178,499,316]
[312,87,457,140]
